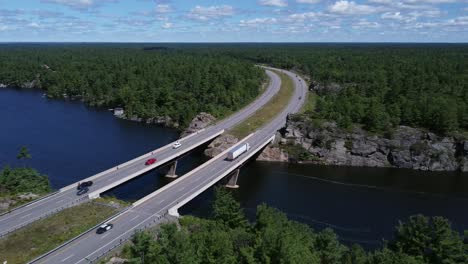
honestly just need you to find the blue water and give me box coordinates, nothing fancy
[1,88,467,248]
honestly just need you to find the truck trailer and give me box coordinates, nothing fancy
[227,143,250,160]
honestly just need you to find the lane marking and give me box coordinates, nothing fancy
[157,199,165,205]
[129,215,140,222]
[100,233,110,239]
[61,254,74,262]
[20,213,31,219]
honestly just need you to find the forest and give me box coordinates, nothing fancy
[0,45,264,127]
[203,44,468,134]
[1,43,467,133]
[123,187,467,264]
[0,146,51,200]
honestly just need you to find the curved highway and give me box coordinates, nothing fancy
[0,69,280,238]
[33,68,307,264]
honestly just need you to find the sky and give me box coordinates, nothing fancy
[0,0,467,42]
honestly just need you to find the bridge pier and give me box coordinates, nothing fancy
[226,169,240,189]
[165,160,178,178]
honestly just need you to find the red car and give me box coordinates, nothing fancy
[145,158,157,165]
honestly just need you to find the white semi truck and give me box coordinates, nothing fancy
[227,143,250,160]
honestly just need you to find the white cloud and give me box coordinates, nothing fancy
[28,22,41,28]
[41,0,117,10]
[188,5,234,21]
[0,25,8,31]
[296,0,321,4]
[352,19,380,29]
[258,0,288,7]
[162,22,173,29]
[155,4,172,14]
[328,1,382,15]
[240,17,277,27]
[286,12,320,22]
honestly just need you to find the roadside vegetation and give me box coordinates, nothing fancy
[229,70,294,138]
[0,147,51,213]
[200,44,468,134]
[122,187,467,264]
[0,46,264,127]
[0,200,120,264]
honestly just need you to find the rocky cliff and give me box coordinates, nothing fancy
[275,116,468,172]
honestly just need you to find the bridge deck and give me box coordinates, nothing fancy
[33,68,308,264]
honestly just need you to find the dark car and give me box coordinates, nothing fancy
[145,158,157,165]
[77,181,93,190]
[96,223,113,234]
[77,187,89,195]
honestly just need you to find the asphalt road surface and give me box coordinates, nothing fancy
[0,69,280,238]
[34,68,307,264]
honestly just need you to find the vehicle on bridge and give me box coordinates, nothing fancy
[173,141,181,149]
[96,223,113,234]
[227,143,250,161]
[145,158,157,165]
[77,187,89,195]
[77,181,93,190]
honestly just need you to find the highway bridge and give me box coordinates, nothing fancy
[28,68,307,264]
[0,68,282,238]
[0,67,307,263]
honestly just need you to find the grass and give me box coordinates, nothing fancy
[229,70,295,138]
[0,202,118,264]
[300,90,317,114]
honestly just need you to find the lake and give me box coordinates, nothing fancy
[1,88,467,247]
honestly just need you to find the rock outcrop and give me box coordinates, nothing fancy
[273,116,468,172]
[181,112,216,137]
[204,134,238,158]
[257,146,289,162]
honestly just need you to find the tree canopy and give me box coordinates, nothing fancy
[126,186,468,264]
[0,45,264,127]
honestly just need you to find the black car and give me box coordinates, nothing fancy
[96,223,113,234]
[77,181,93,190]
[77,187,89,195]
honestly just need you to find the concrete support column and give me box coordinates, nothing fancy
[226,169,240,189]
[165,160,178,178]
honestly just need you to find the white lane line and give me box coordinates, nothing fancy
[156,199,165,205]
[100,233,110,239]
[20,213,31,219]
[78,214,158,264]
[55,199,65,204]
[179,186,185,191]
[129,215,140,222]
[61,254,74,262]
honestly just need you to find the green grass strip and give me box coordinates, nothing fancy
[0,202,118,264]
[229,70,295,138]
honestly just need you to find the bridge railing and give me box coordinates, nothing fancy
[133,132,255,208]
[0,196,88,239]
[0,190,60,217]
[84,212,175,263]
[168,134,275,217]
[27,204,133,264]
[87,129,224,199]
[59,129,206,193]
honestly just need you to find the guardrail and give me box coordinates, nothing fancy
[0,196,89,239]
[168,134,275,217]
[59,129,206,193]
[87,129,224,199]
[0,190,59,217]
[84,213,176,263]
[28,205,133,264]
[133,132,255,207]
